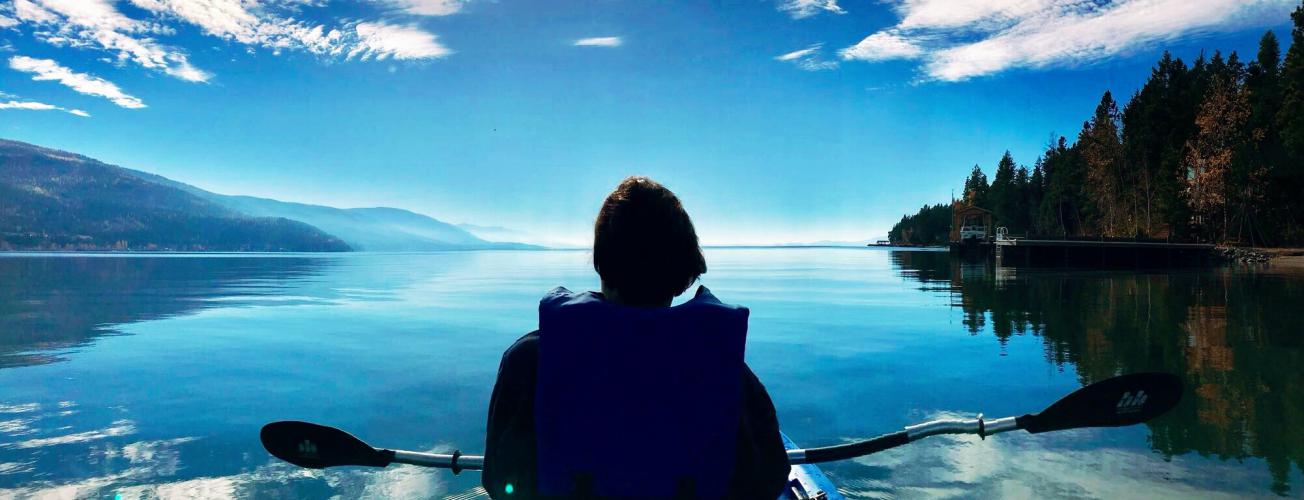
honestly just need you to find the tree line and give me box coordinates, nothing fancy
[892,3,1304,246]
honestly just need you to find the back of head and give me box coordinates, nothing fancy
[593,177,707,306]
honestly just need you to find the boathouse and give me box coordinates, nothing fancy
[950,202,993,243]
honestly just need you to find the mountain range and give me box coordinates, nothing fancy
[0,139,539,252]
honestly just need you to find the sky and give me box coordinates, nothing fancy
[0,0,1299,246]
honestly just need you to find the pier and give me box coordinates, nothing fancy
[941,202,1217,267]
[990,237,1216,267]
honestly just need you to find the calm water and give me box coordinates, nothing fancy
[0,249,1301,499]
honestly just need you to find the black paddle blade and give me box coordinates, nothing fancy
[1019,372,1182,434]
[260,421,394,469]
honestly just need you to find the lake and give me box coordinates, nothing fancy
[0,249,1301,499]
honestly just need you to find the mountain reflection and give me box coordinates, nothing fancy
[0,255,332,369]
[890,250,1304,495]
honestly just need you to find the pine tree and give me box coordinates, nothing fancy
[1279,4,1304,154]
[1012,165,1032,234]
[1079,92,1128,235]
[1277,3,1304,238]
[1029,157,1046,235]
[1038,137,1083,236]
[1239,36,1285,245]
[989,151,1018,229]
[963,164,990,207]
[1123,52,1196,237]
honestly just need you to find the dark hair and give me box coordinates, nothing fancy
[594,176,707,306]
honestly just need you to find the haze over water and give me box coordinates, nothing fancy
[0,249,1300,498]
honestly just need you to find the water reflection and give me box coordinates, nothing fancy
[0,252,548,499]
[890,250,1304,495]
[0,254,334,368]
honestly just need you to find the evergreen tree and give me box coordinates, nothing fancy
[989,151,1018,229]
[1038,137,1084,236]
[1012,165,1032,234]
[1028,157,1047,234]
[1278,4,1304,154]
[1247,31,1286,244]
[1122,52,1196,237]
[1079,92,1128,235]
[963,164,990,207]
[892,5,1304,246]
[1277,3,1304,238]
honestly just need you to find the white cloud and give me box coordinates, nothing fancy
[0,15,18,28]
[11,0,210,82]
[127,0,344,56]
[129,1,449,61]
[841,0,1297,82]
[0,99,90,117]
[776,43,839,71]
[9,56,146,109]
[350,22,452,60]
[374,0,469,16]
[779,0,845,19]
[574,36,622,47]
[840,31,923,61]
[3,0,455,87]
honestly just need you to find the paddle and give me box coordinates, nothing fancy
[260,421,483,472]
[791,372,1182,463]
[261,372,1182,470]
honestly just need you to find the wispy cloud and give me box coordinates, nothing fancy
[10,0,209,82]
[129,1,451,59]
[9,56,145,109]
[3,0,455,86]
[127,0,450,60]
[574,36,623,47]
[778,0,845,19]
[350,22,452,60]
[776,43,839,71]
[0,99,90,117]
[372,0,469,16]
[840,0,1297,82]
[127,0,345,57]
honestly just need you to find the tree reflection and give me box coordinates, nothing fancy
[890,250,1304,495]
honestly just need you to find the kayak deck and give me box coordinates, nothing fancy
[779,433,845,500]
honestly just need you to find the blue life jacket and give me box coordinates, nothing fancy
[534,286,749,499]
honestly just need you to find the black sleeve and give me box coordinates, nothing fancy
[482,332,540,499]
[728,364,791,499]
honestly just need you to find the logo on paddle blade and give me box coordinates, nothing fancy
[1116,390,1148,414]
[298,439,318,458]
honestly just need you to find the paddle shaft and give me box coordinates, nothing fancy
[388,449,485,471]
[788,415,1021,464]
[369,414,1025,471]
[263,372,1180,472]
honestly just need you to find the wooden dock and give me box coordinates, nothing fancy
[988,238,1216,267]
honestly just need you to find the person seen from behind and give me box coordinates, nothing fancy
[482,176,791,499]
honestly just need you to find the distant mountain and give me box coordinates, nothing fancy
[210,196,537,251]
[773,239,875,247]
[457,223,578,248]
[0,138,543,252]
[0,139,349,252]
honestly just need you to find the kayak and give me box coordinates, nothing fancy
[780,433,845,500]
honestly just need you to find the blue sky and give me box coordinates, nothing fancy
[0,0,1298,245]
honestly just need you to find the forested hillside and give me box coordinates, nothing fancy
[893,4,1304,246]
[0,140,350,251]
